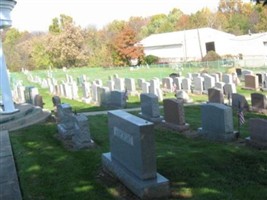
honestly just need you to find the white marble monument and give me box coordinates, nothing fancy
[0,0,18,114]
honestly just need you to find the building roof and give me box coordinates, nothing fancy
[139,27,235,47]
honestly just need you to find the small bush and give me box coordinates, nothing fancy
[202,51,221,62]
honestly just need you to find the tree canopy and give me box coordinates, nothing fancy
[2,1,267,71]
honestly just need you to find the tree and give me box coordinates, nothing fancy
[111,26,144,66]
[46,15,89,68]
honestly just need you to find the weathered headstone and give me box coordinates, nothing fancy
[198,103,237,141]
[244,74,259,90]
[56,103,94,150]
[246,118,267,149]
[162,98,190,131]
[102,110,169,199]
[34,95,44,108]
[208,88,224,104]
[139,93,163,122]
[231,93,249,111]
[175,90,193,103]
[251,93,267,111]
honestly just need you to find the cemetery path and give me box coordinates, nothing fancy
[0,130,23,200]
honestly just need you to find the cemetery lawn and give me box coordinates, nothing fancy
[10,105,267,200]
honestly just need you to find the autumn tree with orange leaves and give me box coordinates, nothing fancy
[111,26,144,66]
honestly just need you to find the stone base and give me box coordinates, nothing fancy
[241,87,259,91]
[138,113,163,123]
[161,121,190,132]
[250,107,267,114]
[245,137,267,150]
[102,153,170,199]
[198,128,238,142]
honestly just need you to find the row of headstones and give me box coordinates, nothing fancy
[12,83,45,108]
[24,69,267,109]
[55,92,267,199]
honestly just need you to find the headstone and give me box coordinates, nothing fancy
[231,93,249,111]
[162,77,173,92]
[242,69,253,77]
[139,93,163,122]
[203,74,215,91]
[108,91,126,108]
[125,78,136,95]
[71,114,94,149]
[162,98,190,131]
[222,74,233,84]
[223,83,236,98]
[198,103,237,141]
[102,110,169,199]
[56,103,94,149]
[97,86,110,107]
[208,88,224,104]
[244,75,259,90]
[107,80,115,91]
[57,104,76,139]
[173,77,183,90]
[114,78,125,91]
[24,86,39,105]
[141,81,150,94]
[251,93,267,111]
[34,95,44,108]
[52,96,61,107]
[256,73,263,85]
[149,79,163,101]
[175,90,193,103]
[236,68,242,76]
[181,78,191,93]
[192,76,204,94]
[246,118,267,149]
[137,78,145,90]
[214,82,225,93]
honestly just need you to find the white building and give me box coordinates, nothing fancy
[139,27,267,66]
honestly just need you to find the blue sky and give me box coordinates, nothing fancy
[11,0,221,32]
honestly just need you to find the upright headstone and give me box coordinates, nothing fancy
[141,82,150,94]
[125,78,136,95]
[198,103,237,141]
[34,95,44,108]
[203,74,215,92]
[102,110,169,199]
[173,77,183,90]
[208,88,224,104]
[231,93,249,111]
[181,78,191,93]
[192,76,204,94]
[246,118,267,149]
[244,74,259,90]
[162,98,190,131]
[139,93,163,122]
[114,78,125,91]
[108,91,126,109]
[223,83,236,98]
[251,93,267,111]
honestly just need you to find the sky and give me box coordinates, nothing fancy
[11,0,221,32]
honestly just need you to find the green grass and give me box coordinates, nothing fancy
[10,105,267,200]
